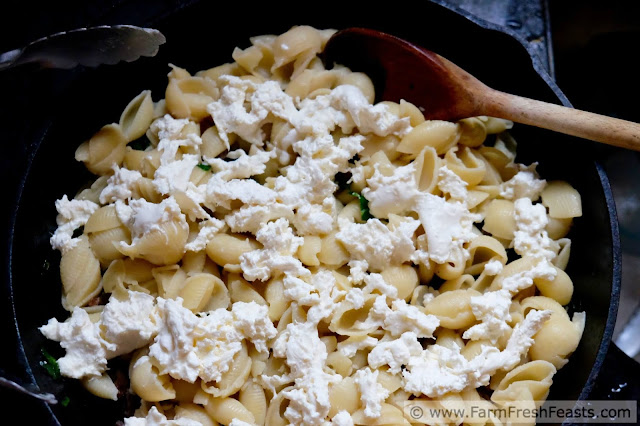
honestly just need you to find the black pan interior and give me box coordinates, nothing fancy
[9,1,618,424]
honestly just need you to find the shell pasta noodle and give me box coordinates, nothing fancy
[40,25,585,426]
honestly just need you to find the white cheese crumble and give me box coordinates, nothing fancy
[358,160,480,266]
[240,218,308,281]
[283,269,344,323]
[337,335,378,358]
[354,368,390,419]
[184,217,225,252]
[100,291,159,358]
[500,257,557,293]
[437,165,468,202]
[225,203,294,234]
[293,203,334,236]
[49,195,99,254]
[402,309,552,397]
[462,289,512,344]
[483,259,504,275]
[362,273,398,298]
[347,259,369,285]
[40,290,160,379]
[500,169,546,201]
[464,257,557,344]
[124,406,201,426]
[228,420,253,426]
[99,164,143,204]
[330,411,354,426]
[513,198,559,260]
[116,196,185,239]
[205,147,275,181]
[40,307,106,378]
[149,299,276,383]
[271,321,340,426]
[416,192,479,264]
[360,296,440,338]
[208,76,298,147]
[206,175,277,209]
[336,217,419,271]
[151,114,202,164]
[362,162,419,218]
[153,154,199,195]
[368,332,423,374]
[330,85,411,137]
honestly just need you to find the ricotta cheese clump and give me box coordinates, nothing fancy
[40,290,159,379]
[123,406,201,426]
[240,218,308,281]
[50,195,99,254]
[402,309,552,397]
[99,164,143,203]
[354,367,390,419]
[149,299,276,383]
[513,197,559,260]
[500,167,546,201]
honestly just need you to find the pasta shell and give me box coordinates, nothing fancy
[228,273,266,304]
[328,377,359,417]
[458,117,487,147]
[76,123,127,175]
[89,226,131,265]
[264,391,289,426]
[82,373,118,401]
[129,351,176,402]
[85,205,122,233]
[120,90,154,142]
[424,289,479,329]
[264,277,289,322]
[397,120,460,156]
[380,265,419,301]
[541,181,582,219]
[202,342,251,398]
[152,265,187,300]
[239,380,267,425]
[351,403,405,425]
[166,73,219,121]
[179,273,216,312]
[204,396,255,425]
[118,220,189,266]
[60,235,102,309]
[174,403,217,426]
[206,234,261,268]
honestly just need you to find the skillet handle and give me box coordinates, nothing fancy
[587,343,640,401]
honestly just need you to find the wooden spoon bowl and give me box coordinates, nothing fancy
[323,28,640,151]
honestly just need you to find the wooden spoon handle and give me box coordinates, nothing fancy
[482,89,640,151]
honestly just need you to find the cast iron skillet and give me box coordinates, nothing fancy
[5,0,629,424]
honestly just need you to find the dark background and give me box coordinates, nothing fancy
[1,0,639,423]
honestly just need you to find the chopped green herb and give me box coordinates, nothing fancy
[128,137,151,151]
[71,226,84,239]
[60,396,70,407]
[197,163,212,171]
[350,191,372,221]
[40,348,60,380]
[42,259,50,271]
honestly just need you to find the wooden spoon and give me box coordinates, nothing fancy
[323,28,640,151]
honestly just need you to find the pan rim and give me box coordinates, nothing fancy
[3,0,622,422]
